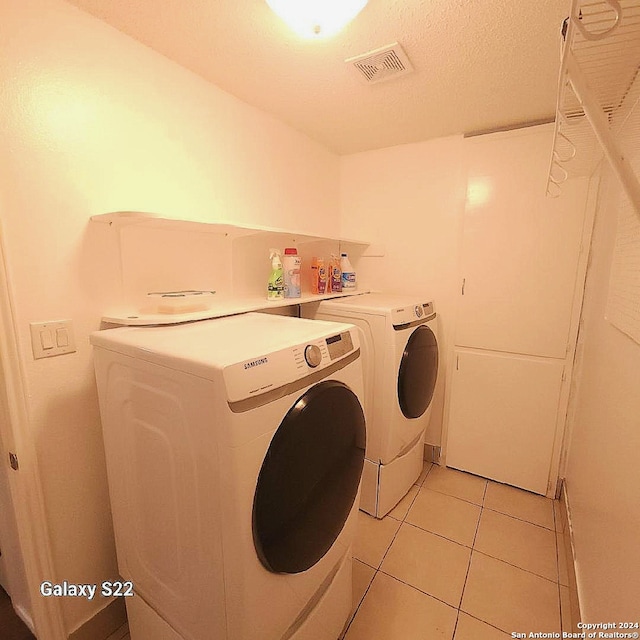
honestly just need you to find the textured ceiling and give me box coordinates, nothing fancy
[64,0,569,154]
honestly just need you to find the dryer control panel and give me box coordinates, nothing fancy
[391,301,434,328]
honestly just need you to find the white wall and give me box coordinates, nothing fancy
[0,0,340,634]
[565,164,640,619]
[340,136,467,445]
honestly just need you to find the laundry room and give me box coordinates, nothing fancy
[0,1,638,639]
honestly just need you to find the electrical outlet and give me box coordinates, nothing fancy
[30,320,76,359]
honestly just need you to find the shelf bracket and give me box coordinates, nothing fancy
[565,50,640,219]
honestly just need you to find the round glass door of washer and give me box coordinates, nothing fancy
[253,380,366,574]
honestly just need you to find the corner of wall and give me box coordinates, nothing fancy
[68,598,126,640]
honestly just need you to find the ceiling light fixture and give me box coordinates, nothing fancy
[265,0,369,39]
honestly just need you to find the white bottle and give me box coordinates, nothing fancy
[283,247,301,298]
[340,253,356,291]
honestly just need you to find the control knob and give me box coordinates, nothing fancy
[304,344,322,368]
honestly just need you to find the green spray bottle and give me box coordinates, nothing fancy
[267,249,284,301]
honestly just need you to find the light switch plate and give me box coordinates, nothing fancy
[30,320,76,359]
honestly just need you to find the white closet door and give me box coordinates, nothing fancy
[446,349,564,495]
[457,129,588,359]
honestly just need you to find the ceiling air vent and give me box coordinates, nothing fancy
[346,42,414,85]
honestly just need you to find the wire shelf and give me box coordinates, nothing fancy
[547,0,640,205]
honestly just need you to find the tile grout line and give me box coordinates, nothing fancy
[376,568,461,612]
[469,485,562,634]
[353,470,564,638]
[481,483,561,590]
[375,493,416,570]
[341,564,375,639]
[343,462,434,638]
[451,611,462,640]
[419,485,485,508]
[452,479,489,638]
[458,610,515,637]
[482,505,556,531]
[455,479,541,636]
[471,548,562,585]
[354,558,378,571]
[400,519,474,551]
[552,499,565,633]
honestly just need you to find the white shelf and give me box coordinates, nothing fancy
[102,291,370,326]
[547,0,640,216]
[91,214,373,325]
[90,211,369,247]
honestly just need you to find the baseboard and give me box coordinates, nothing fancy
[423,444,441,465]
[68,597,127,640]
[558,481,582,630]
[14,601,36,635]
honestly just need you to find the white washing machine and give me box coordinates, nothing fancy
[90,312,366,640]
[302,294,438,518]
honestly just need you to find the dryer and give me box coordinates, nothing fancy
[90,313,366,640]
[302,294,438,518]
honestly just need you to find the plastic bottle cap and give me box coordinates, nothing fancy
[284,248,298,255]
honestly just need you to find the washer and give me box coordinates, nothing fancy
[90,313,366,640]
[302,294,438,518]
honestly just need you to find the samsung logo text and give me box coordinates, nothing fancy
[244,357,268,370]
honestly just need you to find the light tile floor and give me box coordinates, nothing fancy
[106,464,571,640]
[344,463,571,640]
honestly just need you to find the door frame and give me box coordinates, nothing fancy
[0,221,66,638]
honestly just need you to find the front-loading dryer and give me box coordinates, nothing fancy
[302,293,438,518]
[90,313,366,640]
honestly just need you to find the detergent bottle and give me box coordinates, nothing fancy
[267,249,284,301]
[329,254,342,293]
[311,257,328,295]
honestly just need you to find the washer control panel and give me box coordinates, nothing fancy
[292,331,355,373]
[325,331,354,360]
[226,326,358,403]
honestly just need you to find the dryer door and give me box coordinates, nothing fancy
[397,324,439,419]
[253,380,365,574]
